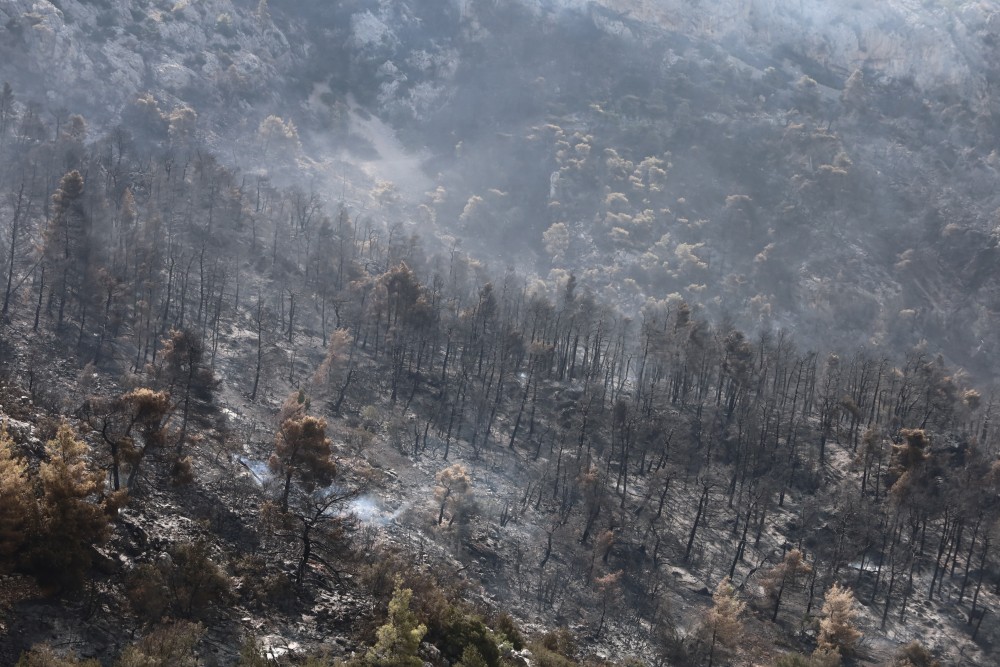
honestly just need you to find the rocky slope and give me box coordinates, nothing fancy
[2,1,1000,665]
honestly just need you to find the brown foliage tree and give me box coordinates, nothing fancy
[28,421,110,589]
[888,641,940,667]
[701,577,746,667]
[82,388,171,491]
[435,463,472,526]
[113,620,204,667]
[269,408,337,513]
[0,422,33,566]
[815,583,861,662]
[15,645,100,666]
[888,429,930,497]
[761,548,813,623]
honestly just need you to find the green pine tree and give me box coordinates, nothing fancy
[366,577,427,667]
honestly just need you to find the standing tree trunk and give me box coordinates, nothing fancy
[251,295,264,401]
[685,483,711,562]
[2,183,25,317]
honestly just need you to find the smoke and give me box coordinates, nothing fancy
[5,0,998,370]
[349,495,409,526]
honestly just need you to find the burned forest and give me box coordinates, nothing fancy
[2,1,1000,666]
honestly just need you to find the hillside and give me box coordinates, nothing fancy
[1,1,999,666]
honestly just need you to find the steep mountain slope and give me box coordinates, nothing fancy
[2,1,1000,666]
[5,0,1000,373]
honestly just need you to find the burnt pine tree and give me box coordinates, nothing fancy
[269,409,337,514]
[43,170,92,330]
[82,388,171,491]
[2,182,31,318]
[435,463,472,526]
[701,577,746,667]
[158,329,218,462]
[0,81,13,154]
[762,548,813,623]
[286,484,358,587]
